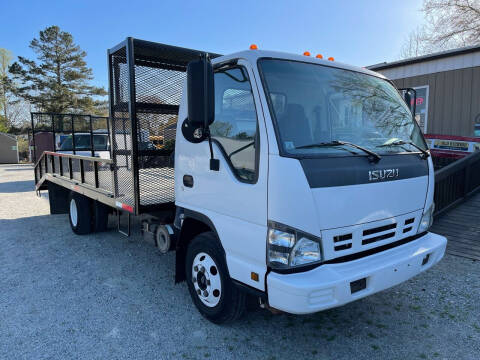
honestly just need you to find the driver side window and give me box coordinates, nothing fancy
[210,66,258,183]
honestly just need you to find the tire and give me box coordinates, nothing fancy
[93,201,110,232]
[68,192,93,235]
[155,225,172,253]
[185,232,246,324]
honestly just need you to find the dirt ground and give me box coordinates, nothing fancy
[1,163,479,360]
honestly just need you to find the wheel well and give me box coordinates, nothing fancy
[175,217,214,283]
[47,181,70,214]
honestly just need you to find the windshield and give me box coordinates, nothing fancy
[258,59,427,157]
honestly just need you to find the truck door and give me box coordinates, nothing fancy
[176,59,269,289]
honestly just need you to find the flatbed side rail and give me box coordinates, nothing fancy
[434,150,480,217]
[34,151,114,195]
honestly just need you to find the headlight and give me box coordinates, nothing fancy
[418,203,434,233]
[267,221,322,270]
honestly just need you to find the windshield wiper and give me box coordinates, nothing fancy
[377,139,429,159]
[296,140,381,163]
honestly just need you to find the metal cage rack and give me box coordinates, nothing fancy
[30,112,110,162]
[108,38,220,215]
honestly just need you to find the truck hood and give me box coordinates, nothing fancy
[268,154,430,260]
[309,176,428,230]
[267,153,429,234]
[300,154,429,230]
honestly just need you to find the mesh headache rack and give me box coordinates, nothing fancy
[108,38,220,215]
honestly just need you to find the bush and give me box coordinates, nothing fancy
[17,136,29,162]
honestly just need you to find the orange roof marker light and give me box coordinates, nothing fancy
[316,54,323,59]
[328,56,335,61]
[250,44,258,50]
[303,51,311,56]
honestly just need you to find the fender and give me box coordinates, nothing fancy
[175,207,225,283]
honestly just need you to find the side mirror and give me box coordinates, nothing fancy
[399,87,417,119]
[183,54,214,143]
[404,91,411,108]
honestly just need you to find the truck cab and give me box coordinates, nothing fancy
[174,48,446,320]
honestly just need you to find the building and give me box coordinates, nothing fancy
[368,45,480,138]
[0,132,19,164]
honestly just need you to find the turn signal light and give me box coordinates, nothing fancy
[250,44,258,50]
[303,51,311,56]
[328,57,334,61]
[316,54,323,59]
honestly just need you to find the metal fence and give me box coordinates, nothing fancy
[434,150,480,217]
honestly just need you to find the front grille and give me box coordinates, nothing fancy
[324,210,422,258]
[362,231,395,245]
[361,223,397,245]
[363,223,396,236]
[333,233,352,251]
[334,243,352,251]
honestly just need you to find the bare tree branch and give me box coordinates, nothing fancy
[399,0,480,59]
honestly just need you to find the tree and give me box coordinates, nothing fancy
[423,0,480,48]
[9,25,107,115]
[0,115,7,132]
[399,0,480,58]
[1,48,36,134]
[0,48,13,130]
[399,26,430,59]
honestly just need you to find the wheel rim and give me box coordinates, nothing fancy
[192,252,222,307]
[70,199,78,227]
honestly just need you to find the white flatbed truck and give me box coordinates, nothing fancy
[33,38,447,323]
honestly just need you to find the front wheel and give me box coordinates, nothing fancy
[185,232,246,323]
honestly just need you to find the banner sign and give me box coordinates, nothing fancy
[424,134,480,157]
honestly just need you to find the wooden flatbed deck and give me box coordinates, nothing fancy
[431,191,480,260]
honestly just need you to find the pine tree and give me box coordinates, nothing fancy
[9,25,107,115]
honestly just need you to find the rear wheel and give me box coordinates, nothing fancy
[68,192,93,235]
[185,232,246,323]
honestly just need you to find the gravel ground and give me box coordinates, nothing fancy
[0,163,479,360]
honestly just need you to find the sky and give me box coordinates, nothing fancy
[0,0,424,89]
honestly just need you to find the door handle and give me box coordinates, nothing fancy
[183,175,194,188]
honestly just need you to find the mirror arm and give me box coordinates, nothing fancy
[411,88,417,119]
[202,53,219,171]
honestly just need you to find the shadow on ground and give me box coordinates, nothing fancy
[0,180,35,193]
[4,167,34,171]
